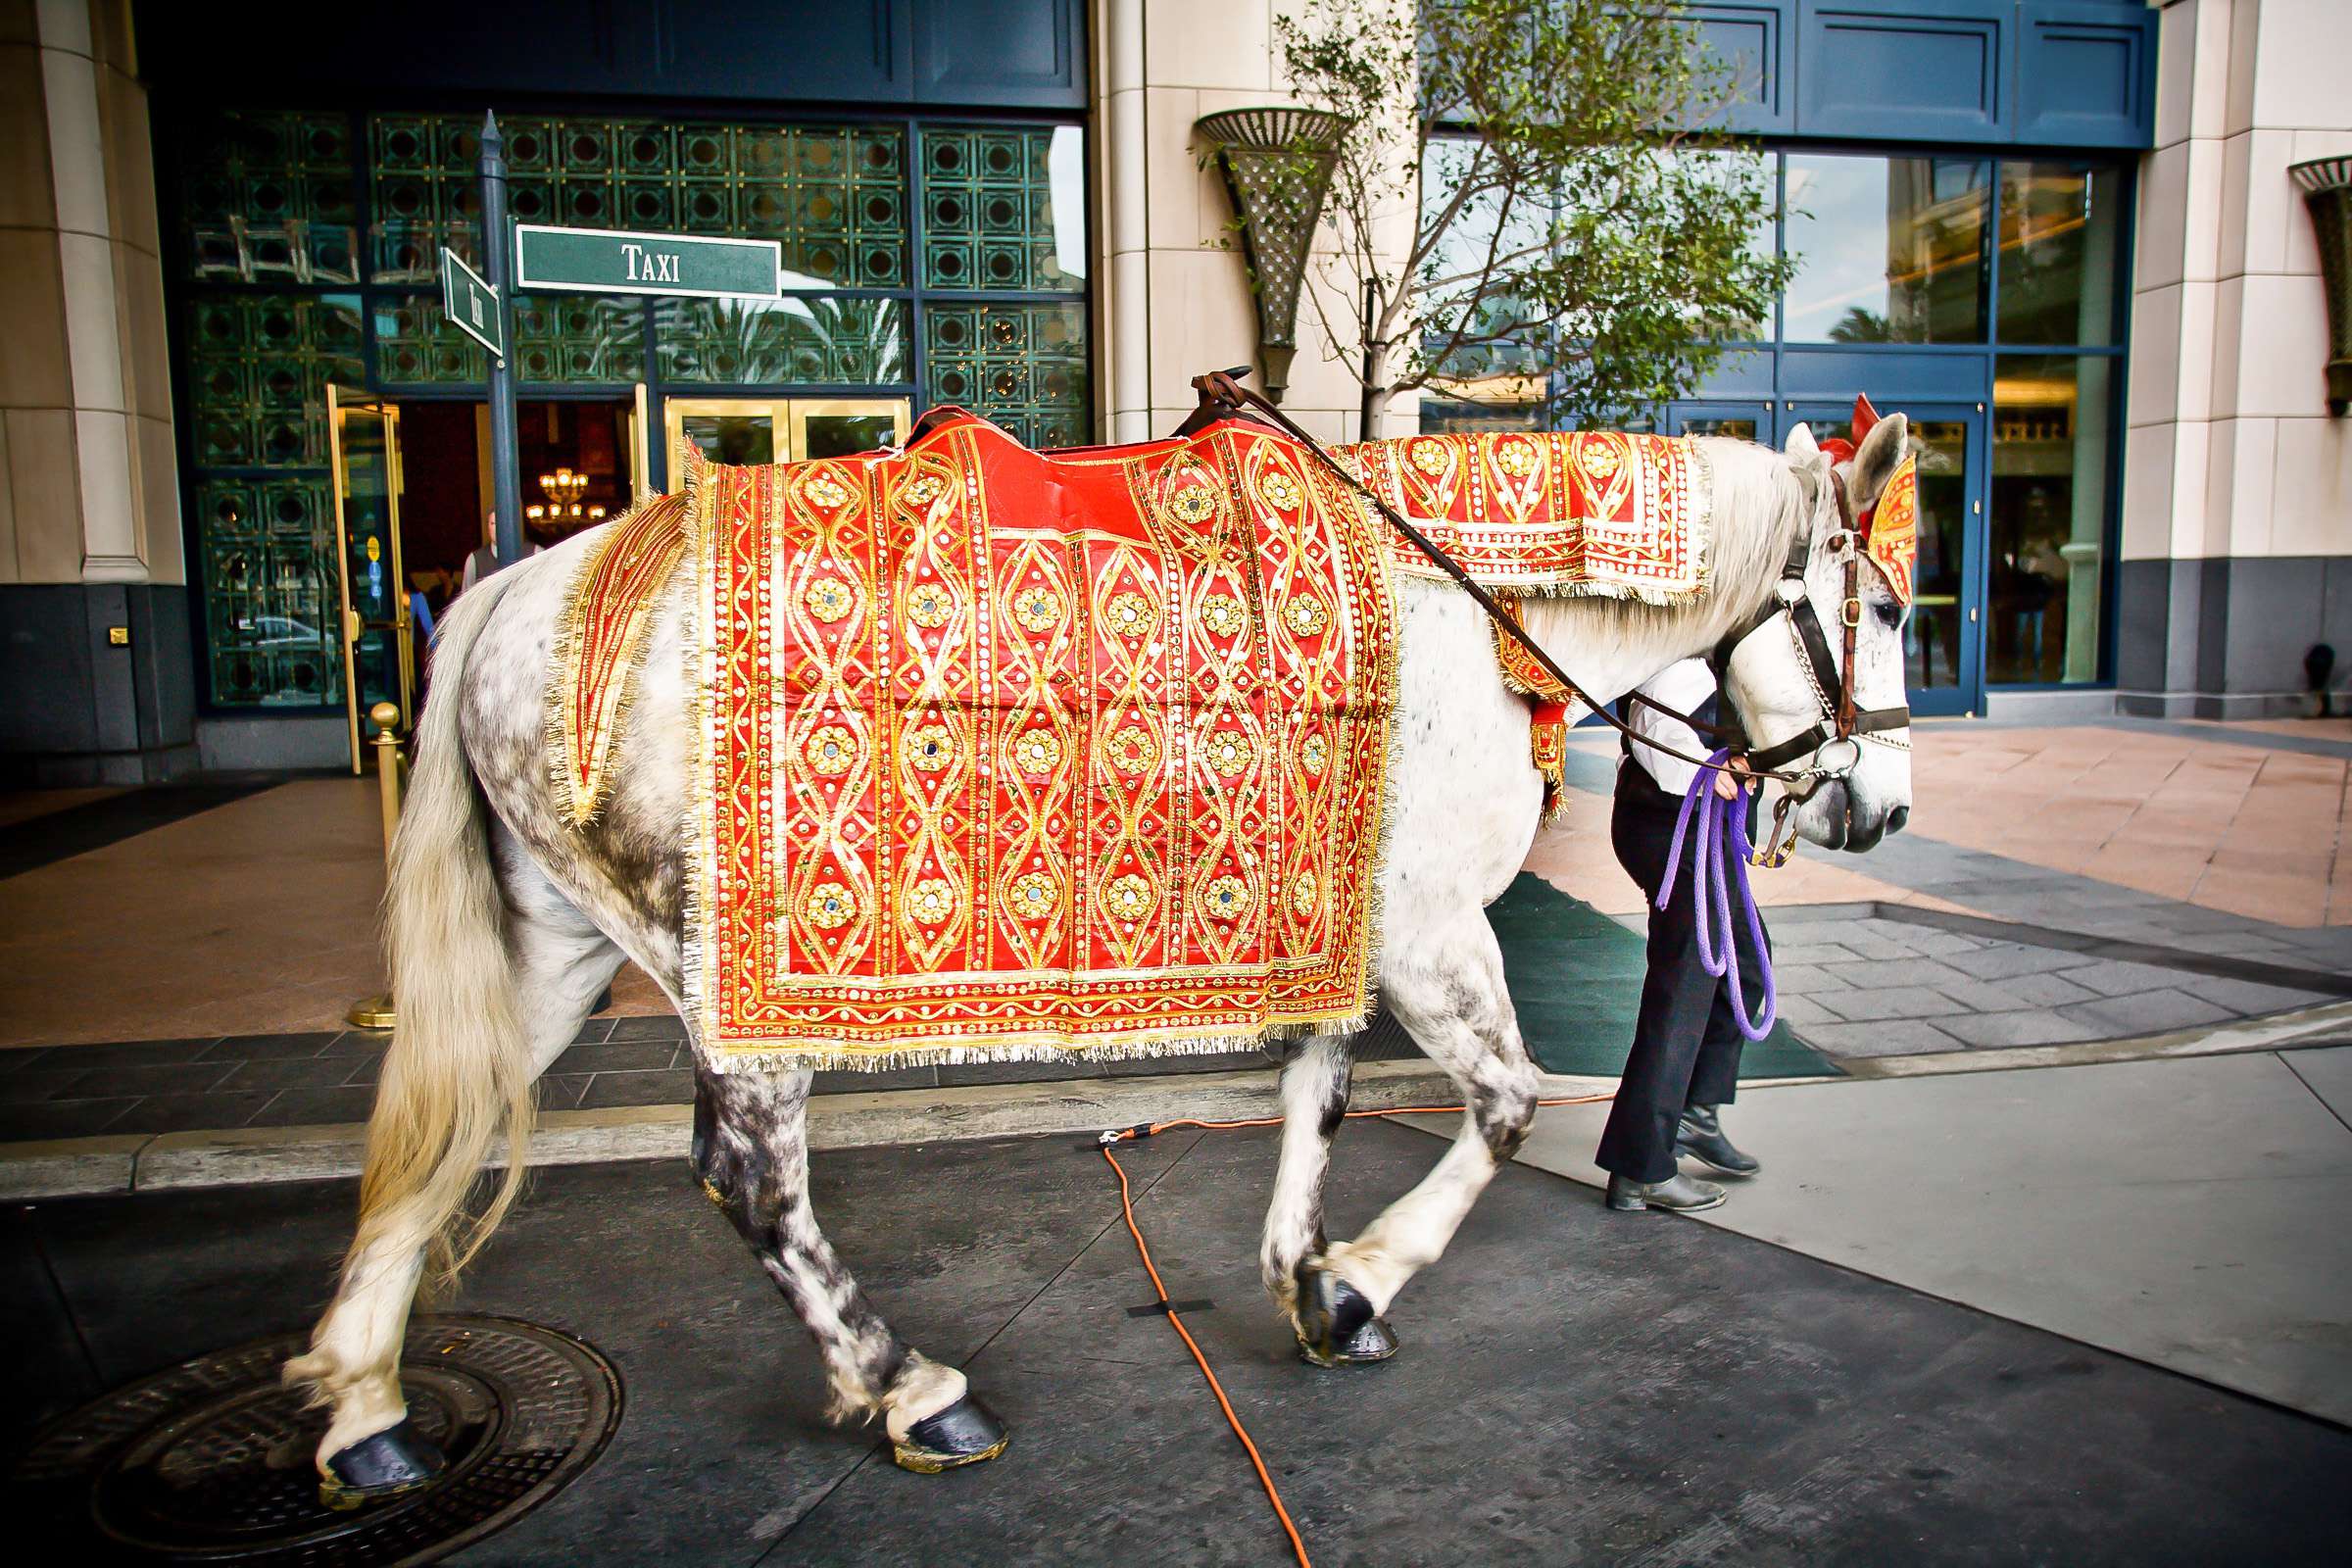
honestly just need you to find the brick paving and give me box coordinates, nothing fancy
[1760,905,2336,1058]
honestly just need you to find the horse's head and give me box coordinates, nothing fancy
[1716,414,1915,854]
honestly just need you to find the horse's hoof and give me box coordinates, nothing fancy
[892,1394,1009,1473]
[318,1417,445,1509]
[1295,1265,1398,1368]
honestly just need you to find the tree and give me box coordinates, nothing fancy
[1275,0,1795,436]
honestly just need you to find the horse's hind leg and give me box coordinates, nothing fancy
[296,844,622,1501]
[692,1065,1007,1471]
[1293,907,1539,1364]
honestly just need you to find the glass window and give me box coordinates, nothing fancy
[923,302,1089,448]
[1798,408,1975,695]
[919,125,1087,293]
[1685,148,1778,342]
[1784,155,1989,343]
[1990,356,2112,684]
[1419,399,1544,434]
[180,110,359,284]
[1674,415,1760,441]
[367,116,907,288]
[1997,163,2122,346]
[656,297,908,385]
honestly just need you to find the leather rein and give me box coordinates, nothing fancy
[1181,370,1902,800]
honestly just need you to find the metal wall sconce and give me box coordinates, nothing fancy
[1194,108,1349,404]
[2290,156,2352,416]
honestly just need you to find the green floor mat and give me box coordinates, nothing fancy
[1484,872,1836,1081]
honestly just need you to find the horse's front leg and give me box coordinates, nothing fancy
[690,1064,1006,1471]
[1260,1033,1386,1356]
[1293,909,1539,1365]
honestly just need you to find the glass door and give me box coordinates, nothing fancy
[327,385,412,773]
[1664,401,1776,444]
[1789,400,1986,716]
[793,398,911,459]
[663,396,911,471]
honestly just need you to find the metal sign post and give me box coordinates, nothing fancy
[479,112,524,566]
[443,152,785,558]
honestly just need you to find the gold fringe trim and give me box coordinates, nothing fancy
[546,492,691,829]
[700,1008,1377,1076]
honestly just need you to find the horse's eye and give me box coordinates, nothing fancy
[1874,600,1903,629]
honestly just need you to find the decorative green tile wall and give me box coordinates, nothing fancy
[186,294,364,468]
[184,293,365,707]
[179,110,359,284]
[197,477,344,708]
[923,302,1088,447]
[919,127,1081,293]
[375,295,645,385]
[656,297,907,384]
[369,115,906,287]
[172,105,1088,709]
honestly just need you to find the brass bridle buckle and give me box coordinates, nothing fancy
[1840,596,1865,628]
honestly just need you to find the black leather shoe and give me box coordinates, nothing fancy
[1605,1172,1726,1212]
[1676,1104,1760,1176]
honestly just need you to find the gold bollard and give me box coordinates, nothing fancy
[346,702,409,1031]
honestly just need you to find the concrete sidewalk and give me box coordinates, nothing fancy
[1437,1045,2352,1428]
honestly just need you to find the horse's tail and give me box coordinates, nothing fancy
[353,566,535,1295]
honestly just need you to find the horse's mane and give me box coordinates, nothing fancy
[1570,434,1808,654]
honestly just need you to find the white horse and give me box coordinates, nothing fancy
[287,416,1915,1499]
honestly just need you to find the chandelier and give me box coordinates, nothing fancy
[525,466,608,527]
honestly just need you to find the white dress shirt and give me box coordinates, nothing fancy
[1624,658,1717,796]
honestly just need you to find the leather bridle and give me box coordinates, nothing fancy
[1704,466,1912,860]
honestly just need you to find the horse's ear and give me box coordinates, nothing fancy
[1784,421,1821,466]
[1849,412,1910,511]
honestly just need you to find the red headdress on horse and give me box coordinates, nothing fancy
[1817,394,1916,608]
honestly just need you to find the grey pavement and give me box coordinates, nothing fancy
[1474,1044,2352,1428]
[7,1121,2343,1563]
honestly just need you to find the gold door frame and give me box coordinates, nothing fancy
[628,381,653,503]
[327,384,413,774]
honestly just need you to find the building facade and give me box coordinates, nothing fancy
[0,0,2345,782]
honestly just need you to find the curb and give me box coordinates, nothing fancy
[0,1059,1555,1202]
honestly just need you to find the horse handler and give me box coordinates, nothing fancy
[1598,658,1768,1213]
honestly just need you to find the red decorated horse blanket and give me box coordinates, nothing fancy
[670,412,1397,1071]
[1338,430,1713,602]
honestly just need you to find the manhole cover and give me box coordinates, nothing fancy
[9,1314,620,1564]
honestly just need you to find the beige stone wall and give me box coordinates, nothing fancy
[2126,0,2352,564]
[0,0,178,587]
[1094,0,1407,446]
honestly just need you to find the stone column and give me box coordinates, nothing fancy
[1090,0,1409,447]
[0,0,190,781]
[2120,0,2352,718]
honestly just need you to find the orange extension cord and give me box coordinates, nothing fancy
[1098,1093,1615,1567]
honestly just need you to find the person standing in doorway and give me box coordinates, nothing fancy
[459,511,541,593]
[1598,657,1768,1213]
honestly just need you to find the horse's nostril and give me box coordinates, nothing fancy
[1886,806,1909,836]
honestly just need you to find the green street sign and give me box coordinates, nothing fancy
[439,247,503,357]
[513,223,781,299]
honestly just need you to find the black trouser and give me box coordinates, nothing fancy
[1595,762,1771,1183]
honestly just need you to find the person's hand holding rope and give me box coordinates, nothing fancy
[1713,753,1754,802]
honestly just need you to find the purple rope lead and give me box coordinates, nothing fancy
[1653,750,1778,1041]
